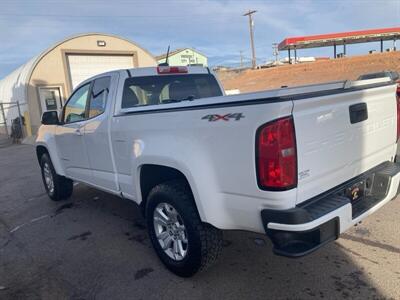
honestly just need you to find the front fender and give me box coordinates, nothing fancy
[35,125,65,176]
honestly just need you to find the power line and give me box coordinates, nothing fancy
[0,13,213,18]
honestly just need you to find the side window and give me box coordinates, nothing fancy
[63,83,90,124]
[88,77,110,118]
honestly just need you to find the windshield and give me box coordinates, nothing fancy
[121,74,223,108]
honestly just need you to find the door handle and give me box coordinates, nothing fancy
[74,128,83,136]
[349,103,368,124]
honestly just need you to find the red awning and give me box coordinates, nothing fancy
[278,27,400,50]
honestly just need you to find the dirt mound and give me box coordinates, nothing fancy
[219,52,400,93]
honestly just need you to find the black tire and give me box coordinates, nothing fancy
[40,153,73,201]
[146,179,222,277]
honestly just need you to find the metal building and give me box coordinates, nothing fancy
[156,48,208,67]
[0,33,156,136]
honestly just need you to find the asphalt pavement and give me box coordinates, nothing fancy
[0,144,399,300]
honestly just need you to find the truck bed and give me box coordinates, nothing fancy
[112,76,398,232]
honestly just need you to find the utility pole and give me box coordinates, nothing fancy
[243,10,257,69]
[272,43,279,64]
[239,50,244,68]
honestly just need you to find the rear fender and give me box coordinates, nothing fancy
[134,155,217,224]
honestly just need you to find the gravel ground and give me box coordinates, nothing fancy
[0,144,399,300]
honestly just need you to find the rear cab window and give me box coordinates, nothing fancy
[121,74,223,108]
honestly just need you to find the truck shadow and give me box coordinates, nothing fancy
[62,184,391,300]
[1,145,395,300]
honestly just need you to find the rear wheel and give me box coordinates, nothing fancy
[146,180,222,277]
[40,153,73,201]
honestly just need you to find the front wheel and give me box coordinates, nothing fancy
[146,180,222,277]
[40,153,73,201]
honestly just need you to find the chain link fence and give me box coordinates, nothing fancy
[0,101,25,142]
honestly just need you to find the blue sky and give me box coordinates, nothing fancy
[0,0,399,78]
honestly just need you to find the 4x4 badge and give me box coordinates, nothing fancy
[202,113,245,122]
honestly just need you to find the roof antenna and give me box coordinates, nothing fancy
[159,45,170,66]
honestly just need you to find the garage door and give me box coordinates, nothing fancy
[67,54,134,89]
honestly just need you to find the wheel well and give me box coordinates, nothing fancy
[139,164,191,215]
[36,146,49,164]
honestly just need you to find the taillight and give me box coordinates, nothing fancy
[396,85,400,99]
[256,116,297,190]
[396,90,400,142]
[157,66,188,74]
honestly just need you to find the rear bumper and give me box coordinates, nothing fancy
[261,161,400,257]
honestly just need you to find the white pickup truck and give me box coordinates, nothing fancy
[36,66,400,277]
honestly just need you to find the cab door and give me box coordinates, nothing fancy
[55,83,92,182]
[83,75,119,192]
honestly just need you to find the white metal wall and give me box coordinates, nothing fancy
[0,57,35,126]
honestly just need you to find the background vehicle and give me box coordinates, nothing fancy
[357,70,399,81]
[36,66,400,277]
[358,71,400,99]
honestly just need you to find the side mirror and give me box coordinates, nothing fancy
[41,111,59,125]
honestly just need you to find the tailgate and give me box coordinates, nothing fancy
[293,82,398,204]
